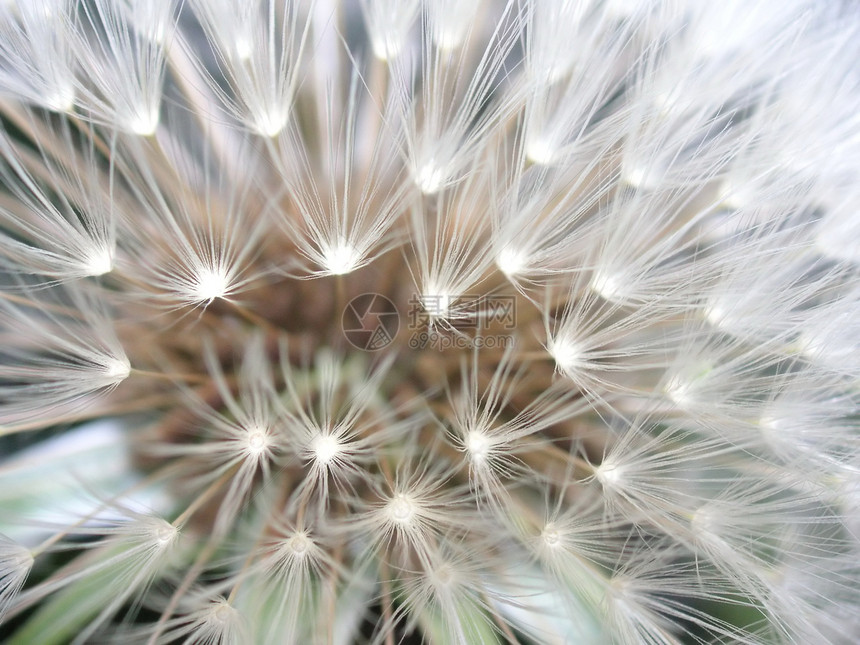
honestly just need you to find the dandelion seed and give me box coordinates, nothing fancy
[361,0,418,62]
[233,36,252,60]
[81,248,114,277]
[588,271,625,301]
[310,433,341,465]
[426,0,479,51]
[125,110,160,137]
[419,287,454,321]
[414,160,448,195]
[547,335,582,375]
[495,246,529,278]
[286,532,310,557]
[153,522,178,547]
[0,537,33,623]
[386,493,417,526]
[101,356,131,382]
[464,429,491,465]
[320,241,361,277]
[43,84,75,113]
[594,460,623,489]
[524,136,559,166]
[192,266,231,303]
[540,525,562,549]
[196,599,244,640]
[245,427,269,457]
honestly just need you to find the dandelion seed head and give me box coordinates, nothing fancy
[1,1,858,642]
[311,433,341,465]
